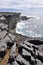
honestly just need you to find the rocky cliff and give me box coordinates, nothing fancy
[0,12,21,30]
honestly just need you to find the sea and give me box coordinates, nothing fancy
[16,12,43,38]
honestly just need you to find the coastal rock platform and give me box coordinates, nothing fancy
[0,23,43,65]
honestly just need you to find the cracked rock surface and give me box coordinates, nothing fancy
[0,23,43,65]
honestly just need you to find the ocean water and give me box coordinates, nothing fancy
[16,12,43,38]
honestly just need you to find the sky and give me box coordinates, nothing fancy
[0,0,43,12]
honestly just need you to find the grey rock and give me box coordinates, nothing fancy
[20,43,33,52]
[10,43,16,58]
[0,44,7,51]
[0,30,7,40]
[16,54,30,65]
[36,59,43,65]
[8,33,15,42]
[12,61,19,65]
[0,23,8,30]
[22,49,31,56]
[0,16,6,20]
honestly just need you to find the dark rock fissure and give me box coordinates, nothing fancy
[29,40,43,45]
[17,60,25,65]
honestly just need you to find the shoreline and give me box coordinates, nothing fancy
[0,12,43,65]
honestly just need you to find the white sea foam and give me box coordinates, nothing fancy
[16,12,43,38]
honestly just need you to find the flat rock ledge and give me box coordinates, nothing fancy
[0,23,43,65]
